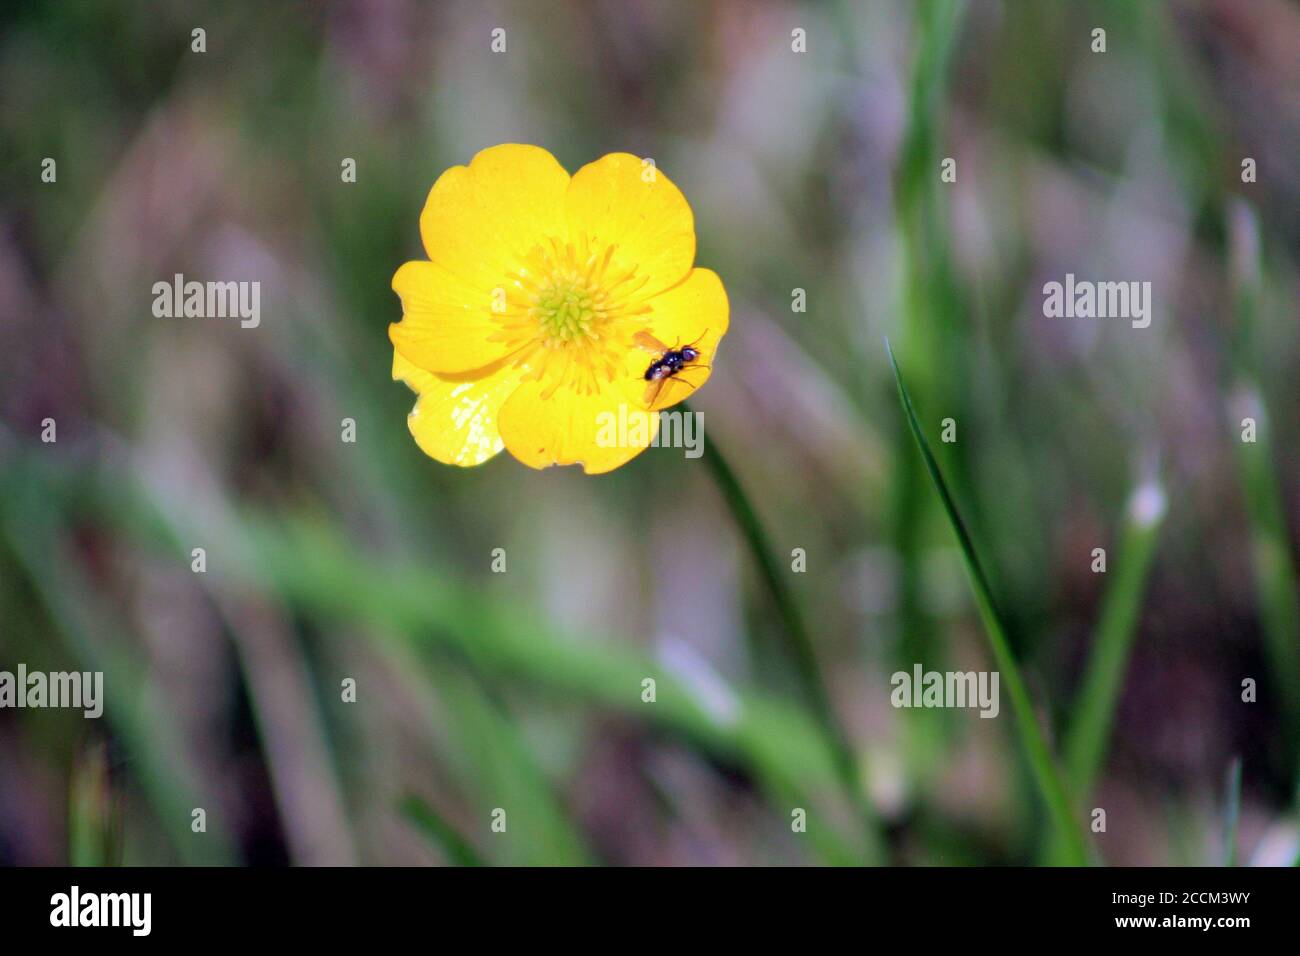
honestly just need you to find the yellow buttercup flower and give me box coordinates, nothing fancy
[389,144,728,474]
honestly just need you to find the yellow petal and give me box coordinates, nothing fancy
[638,268,729,411]
[419,144,570,291]
[392,351,524,467]
[389,260,517,374]
[497,375,659,475]
[565,153,695,302]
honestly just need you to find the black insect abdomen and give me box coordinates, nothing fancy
[644,349,692,381]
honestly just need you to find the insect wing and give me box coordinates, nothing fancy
[632,330,670,355]
[643,376,667,406]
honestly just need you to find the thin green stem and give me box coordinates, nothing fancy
[1223,758,1242,867]
[1228,202,1300,763]
[1064,484,1165,803]
[1042,482,1164,864]
[887,342,1089,866]
[690,403,881,862]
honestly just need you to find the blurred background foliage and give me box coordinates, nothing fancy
[1,0,1298,866]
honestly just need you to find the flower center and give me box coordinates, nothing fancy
[491,236,656,397]
[531,273,608,348]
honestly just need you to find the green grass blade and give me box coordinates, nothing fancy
[890,0,970,706]
[1232,396,1300,732]
[886,339,1088,865]
[1064,481,1166,802]
[1223,757,1242,867]
[400,795,486,867]
[69,741,120,866]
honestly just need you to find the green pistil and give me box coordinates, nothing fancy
[534,280,602,345]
